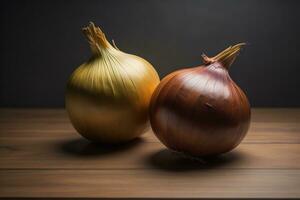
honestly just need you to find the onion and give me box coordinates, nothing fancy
[65,22,160,143]
[150,43,251,156]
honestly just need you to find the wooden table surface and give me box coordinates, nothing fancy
[0,108,299,199]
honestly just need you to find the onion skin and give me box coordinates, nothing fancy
[150,44,250,156]
[65,23,160,143]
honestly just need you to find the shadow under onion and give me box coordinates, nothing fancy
[145,148,245,172]
[58,136,144,157]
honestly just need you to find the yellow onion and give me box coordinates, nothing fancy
[65,22,160,143]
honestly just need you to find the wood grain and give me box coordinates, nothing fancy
[0,138,300,169]
[1,169,299,199]
[0,108,299,199]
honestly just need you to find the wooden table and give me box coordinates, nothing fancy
[0,108,299,199]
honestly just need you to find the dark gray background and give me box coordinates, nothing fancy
[1,0,299,107]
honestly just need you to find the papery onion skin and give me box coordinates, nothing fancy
[65,22,160,143]
[150,44,250,156]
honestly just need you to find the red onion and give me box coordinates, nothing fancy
[150,43,251,156]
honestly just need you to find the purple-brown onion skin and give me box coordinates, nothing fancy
[150,62,251,156]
